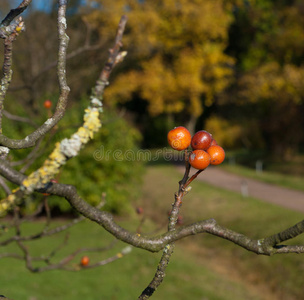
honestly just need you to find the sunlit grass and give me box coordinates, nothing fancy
[0,218,263,300]
[141,164,304,300]
[1,164,304,299]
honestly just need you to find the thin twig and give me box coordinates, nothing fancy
[3,110,37,127]
[0,0,32,27]
[0,176,11,195]
[138,153,190,299]
[0,1,70,149]
[93,15,128,100]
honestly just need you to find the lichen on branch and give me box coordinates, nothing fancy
[0,99,103,213]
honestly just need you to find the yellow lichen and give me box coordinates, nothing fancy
[75,127,90,143]
[83,108,102,135]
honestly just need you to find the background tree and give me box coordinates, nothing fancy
[220,0,304,157]
[82,0,304,157]
[85,0,235,139]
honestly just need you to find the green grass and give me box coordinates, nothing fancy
[1,164,304,299]
[0,220,262,300]
[221,163,304,192]
[141,164,304,300]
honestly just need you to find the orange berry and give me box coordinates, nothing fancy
[191,130,212,150]
[167,126,191,151]
[189,150,211,170]
[44,100,52,109]
[207,145,225,165]
[80,256,90,266]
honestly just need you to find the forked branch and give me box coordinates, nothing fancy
[0,158,304,256]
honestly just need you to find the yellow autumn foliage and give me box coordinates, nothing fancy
[205,116,242,148]
[239,62,304,104]
[86,0,235,118]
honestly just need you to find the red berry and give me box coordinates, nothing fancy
[210,139,217,146]
[80,256,90,266]
[167,126,191,151]
[207,145,225,165]
[136,207,144,215]
[191,130,212,150]
[189,150,211,170]
[44,100,52,109]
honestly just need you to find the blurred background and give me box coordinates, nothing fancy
[1,0,304,167]
[1,0,304,209]
[1,1,304,299]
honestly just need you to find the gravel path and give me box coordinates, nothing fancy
[179,166,304,213]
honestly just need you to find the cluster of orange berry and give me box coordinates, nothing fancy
[167,126,225,170]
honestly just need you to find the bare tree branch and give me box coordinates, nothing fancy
[93,15,128,100]
[0,0,32,27]
[0,14,128,216]
[0,16,25,134]
[0,1,29,135]
[0,1,70,149]
[1,159,304,258]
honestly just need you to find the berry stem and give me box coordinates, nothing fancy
[184,169,205,189]
[178,150,191,193]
